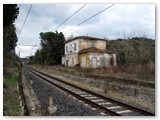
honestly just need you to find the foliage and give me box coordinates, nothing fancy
[106,37,155,64]
[3,6,21,115]
[3,4,19,28]
[3,4,19,69]
[32,31,65,65]
[3,24,17,53]
[31,36,154,66]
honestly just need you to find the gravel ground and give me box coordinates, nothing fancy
[24,69,105,116]
[48,71,155,113]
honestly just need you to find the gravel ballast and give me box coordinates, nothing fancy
[24,69,104,116]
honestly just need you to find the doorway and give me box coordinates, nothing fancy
[82,57,86,67]
[66,60,68,66]
[92,57,97,67]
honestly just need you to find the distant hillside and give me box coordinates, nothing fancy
[106,37,155,64]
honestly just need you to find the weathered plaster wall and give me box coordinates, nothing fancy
[65,54,78,67]
[65,39,83,55]
[63,38,115,68]
[95,41,106,50]
[79,40,106,51]
[64,52,116,68]
[112,53,117,66]
[61,56,65,65]
[88,53,117,68]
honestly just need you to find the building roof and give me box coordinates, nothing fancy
[78,47,113,54]
[64,36,108,43]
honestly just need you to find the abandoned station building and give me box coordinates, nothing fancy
[61,36,116,68]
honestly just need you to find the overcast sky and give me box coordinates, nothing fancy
[15,4,155,58]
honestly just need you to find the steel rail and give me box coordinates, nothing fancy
[25,66,155,116]
[25,66,120,116]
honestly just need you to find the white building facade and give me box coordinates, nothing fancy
[61,36,116,68]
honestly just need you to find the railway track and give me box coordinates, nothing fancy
[24,66,155,116]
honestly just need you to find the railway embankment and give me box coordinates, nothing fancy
[30,65,155,113]
[21,68,43,115]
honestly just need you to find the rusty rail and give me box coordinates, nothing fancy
[25,65,155,116]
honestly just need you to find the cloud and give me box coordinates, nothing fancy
[15,3,155,57]
[61,4,155,39]
[16,45,38,58]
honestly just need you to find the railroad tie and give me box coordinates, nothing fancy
[107,106,121,110]
[116,110,132,114]
[98,102,111,105]
[85,96,97,99]
[100,112,107,116]
[75,92,86,95]
[71,90,79,93]
[80,94,92,97]
[92,99,104,102]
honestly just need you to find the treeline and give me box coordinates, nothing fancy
[31,36,155,66]
[107,37,155,64]
[30,31,65,65]
[3,4,19,71]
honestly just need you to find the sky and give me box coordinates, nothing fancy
[15,3,155,58]
[1,1,159,120]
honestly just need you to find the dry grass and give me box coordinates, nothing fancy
[107,91,154,111]
[30,64,155,111]
[32,63,155,81]
[57,75,103,93]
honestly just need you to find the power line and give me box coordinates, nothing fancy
[17,44,39,47]
[18,4,32,39]
[53,4,87,31]
[64,4,115,34]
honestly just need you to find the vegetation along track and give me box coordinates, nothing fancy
[24,65,155,116]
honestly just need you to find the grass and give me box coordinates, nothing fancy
[60,76,103,93]
[107,91,154,111]
[63,76,154,110]
[32,63,155,81]
[3,68,21,116]
[30,64,155,111]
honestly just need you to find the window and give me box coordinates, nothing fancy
[92,57,97,67]
[70,44,72,52]
[74,43,76,51]
[66,46,68,52]
[91,43,95,47]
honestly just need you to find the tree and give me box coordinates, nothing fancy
[3,4,19,52]
[3,24,17,53]
[107,37,155,64]
[3,4,19,53]
[3,4,19,69]
[3,4,19,28]
[38,31,65,65]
